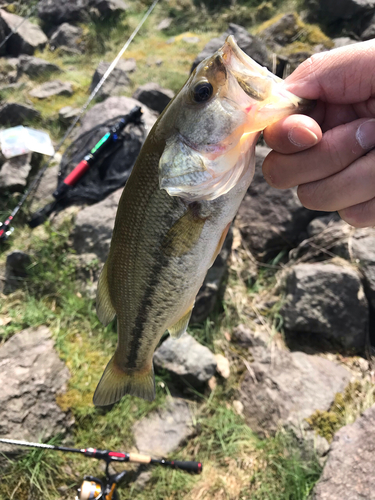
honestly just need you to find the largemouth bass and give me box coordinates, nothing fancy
[94,36,312,406]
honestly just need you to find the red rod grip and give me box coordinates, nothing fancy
[64,160,90,187]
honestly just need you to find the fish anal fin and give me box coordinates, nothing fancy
[168,306,193,339]
[162,204,206,257]
[96,261,116,326]
[210,222,231,267]
[93,354,155,406]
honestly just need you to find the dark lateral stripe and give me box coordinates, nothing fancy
[127,254,169,368]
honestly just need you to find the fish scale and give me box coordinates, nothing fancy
[93,36,313,406]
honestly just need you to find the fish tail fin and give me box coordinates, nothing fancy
[93,354,155,406]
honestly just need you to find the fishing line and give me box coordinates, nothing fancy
[0,0,161,240]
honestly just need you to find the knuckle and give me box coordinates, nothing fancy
[297,181,324,210]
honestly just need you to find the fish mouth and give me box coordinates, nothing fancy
[219,35,315,114]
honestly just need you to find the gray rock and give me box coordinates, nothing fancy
[231,324,269,348]
[29,80,73,99]
[311,404,375,500]
[133,398,194,457]
[72,188,122,263]
[157,17,172,31]
[332,36,359,47]
[280,262,368,351]
[350,228,375,310]
[132,82,175,114]
[321,0,375,22]
[90,60,131,99]
[59,105,80,125]
[0,153,32,192]
[17,55,62,79]
[0,9,47,56]
[0,102,40,125]
[260,13,301,46]
[236,146,317,260]
[133,471,152,491]
[3,250,32,294]
[0,326,73,456]
[154,333,217,390]
[90,0,127,15]
[191,228,232,324]
[50,23,84,52]
[29,164,59,212]
[182,36,200,44]
[38,0,90,24]
[239,347,351,436]
[191,23,271,72]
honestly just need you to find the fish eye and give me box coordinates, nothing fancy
[192,82,213,103]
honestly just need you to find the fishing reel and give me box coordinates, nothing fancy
[76,470,127,500]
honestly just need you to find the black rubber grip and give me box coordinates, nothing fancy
[171,460,203,474]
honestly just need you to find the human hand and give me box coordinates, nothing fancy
[263,40,375,227]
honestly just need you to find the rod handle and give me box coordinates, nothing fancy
[128,453,151,464]
[171,460,203,474]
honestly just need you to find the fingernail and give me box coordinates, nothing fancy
[356,119,375,149]
[288,126,319,148]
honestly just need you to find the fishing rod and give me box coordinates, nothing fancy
[0,0,160,242]
[0,437,202,500]
[28,106,143,228]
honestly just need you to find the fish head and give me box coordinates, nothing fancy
[159,35,313,202]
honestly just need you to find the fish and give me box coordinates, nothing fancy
[93,36,313,406]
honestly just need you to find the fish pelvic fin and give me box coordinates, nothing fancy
[168,306,193,339]
[96,261,116,326]
[93,355,155,406]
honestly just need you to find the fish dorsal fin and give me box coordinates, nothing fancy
[96,261,116,326]
[168,306,193,339]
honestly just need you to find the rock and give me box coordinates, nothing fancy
[182,35,200,44]
[133,471,152,491]
[49,23,84,52]
[191,228,232,324]
[17,55,62,79]
[38,0,90,24]
[72,188,122,263]
[132,82,175,114]
[191,23,271,72]
[231,324,269,348]
[59,105,80,125]
[311,404,375,500]
[215,354,230,379]
[233,400,244,416]
[0,326,73,456]
[154,333,217,391]
[29,164,59,212]
[90,0,127,15]
[157,17,172,31]
[280,262,368,351]
[317,0,375,24]
[0,9,47,56]
[239,347,351,436]
[350,228,375,310]
[0,102,40,125]
[332,36,359,47]
[0,153,32,192]
[3,250,32,294]
[259,13,301,46]
[29,80,73,99]
[90,60,131,99]
[236,146,317,260]
[133,398,194,457]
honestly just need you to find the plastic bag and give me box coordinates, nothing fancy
[0,126,55,159]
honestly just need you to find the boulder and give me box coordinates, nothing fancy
[236,146,317,260]
[132,83,175,114]
[350,228,375,310]
[191,23,271,72]
[311,404,375,500]
[191,228,232,324]
[29,80,73,99]
[332,36,359,47]
[157,18,172,31]
[231,323,269,348]
[154,333,217,391]
[313,0,375,26]
[90,60,131,99]
[0,326,73,457]
[58,105,81,125]
[17,55,62,79]
[259,13,301,46]
[0,9,47,56]
[38,0,90,24]
[90,0,128,15]
[72,188,122,263]
[49,23,84,52]
[280,262,368,351]
[239,346,351,436]
[0,102,40,126]
[0,153,32,192]
[133,398,194,457]
[3,250,32,294]
[29,164,59,212]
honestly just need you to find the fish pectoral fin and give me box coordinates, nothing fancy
[162,204,206,257]
[210,222,231,267]
[168,306,194,339]
[96,261,116,326]
[93,354,155,406]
